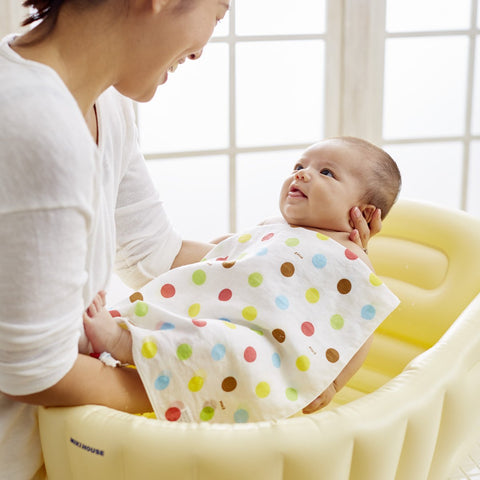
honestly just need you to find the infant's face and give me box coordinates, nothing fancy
[279,140,369,232]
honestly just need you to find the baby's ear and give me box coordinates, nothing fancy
[360,204,377,223]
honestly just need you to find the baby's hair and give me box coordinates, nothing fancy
[333,136,401,220]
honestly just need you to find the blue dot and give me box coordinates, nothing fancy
[272,353,281,368]
[275,295,289,310]
[160,322,175,330]
[211,343,226,361]
[154,375,170,390]
[234,409,249,423]
[312,254,327,269]
[219,317,231,323]
[256,247,268,256]
[361,304,376,320]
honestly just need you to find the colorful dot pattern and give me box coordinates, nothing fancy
[116,224,399,424]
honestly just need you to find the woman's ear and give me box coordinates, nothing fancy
[360,204,377,223]
[151,0,173,13]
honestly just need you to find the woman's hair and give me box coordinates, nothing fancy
[21,0,194,27]
[335,136,402,220]
[22,0,67,27]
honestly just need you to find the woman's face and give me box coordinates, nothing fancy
[116,0,230,101]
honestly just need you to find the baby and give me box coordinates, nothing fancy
[84,136,401,423]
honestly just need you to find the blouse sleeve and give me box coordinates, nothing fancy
[112,93,182,289]
[0,85,95,395]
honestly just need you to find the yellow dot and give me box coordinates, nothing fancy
[188,376,204,392]
[188,303,201,317]
[141,340,157,359]
[369,273,383,286]
[316,232,329,240]
[223,321,237,329]
[305,288,320,303]
[296,355,310,371]
[242,306,258,321]
[238,234,252,243]
[255,382,270,398]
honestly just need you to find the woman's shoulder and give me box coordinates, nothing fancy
[0,51,96,211]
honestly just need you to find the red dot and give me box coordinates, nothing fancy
[109,310,121,318]
[244,346,257,362]
[218,288,233,301]
[216,256,228,261]
[345,249,358,260]
[165,407,181,422]
[301,322,315,337]
[161,284,176,298]
[262,233,274,241]
[192,319,207,327]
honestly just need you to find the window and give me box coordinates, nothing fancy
[137,0,329,242]
[138,0,480,247]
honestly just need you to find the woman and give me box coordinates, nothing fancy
[0,1,381,478]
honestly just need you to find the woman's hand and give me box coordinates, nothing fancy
[348,207,382,251]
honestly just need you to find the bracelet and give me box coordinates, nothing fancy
[98,352,121,368]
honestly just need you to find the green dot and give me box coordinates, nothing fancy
[285,237,300,247]
[177,344,193,360]
[242,306,257,321]
[134,301,149,317]
[330,314,344,330]
[305,288,320,303]
[286,387,298,401]
[192,269,206,285]
[188,303,200,317]
[248,272,263,287]
[250,327,264,336]
[200,406,215,422]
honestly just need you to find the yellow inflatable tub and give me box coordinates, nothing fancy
[39,199,480,480]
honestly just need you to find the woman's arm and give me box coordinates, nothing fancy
[5,354,151,413]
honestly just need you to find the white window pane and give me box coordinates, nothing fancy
[212,10,229,37]
[236,149,304,231]
[386,0,471,32]
[236,0,326,35]
[467,141,480,217]
[472,35,480,135]
[384,142,463,209]
[383,37,468,139]
[236,41,325,147]
[138,43,229,154]
[147,156,229,242]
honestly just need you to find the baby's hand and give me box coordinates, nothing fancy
[83,292,133,365]
[302,382,337,414]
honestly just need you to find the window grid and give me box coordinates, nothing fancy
[139,2,328,232]
[381,0,479,210]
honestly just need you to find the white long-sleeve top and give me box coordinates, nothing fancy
[0,35,182,480]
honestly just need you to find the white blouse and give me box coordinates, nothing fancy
[0,35,182,479]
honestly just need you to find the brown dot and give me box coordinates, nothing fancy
[326,348,339,363]
[337,279,352,294]
[222,261,236,269]
[280,262,295,277]
[222,376,237,392]
[272,328,286,343]
[129,291,143,303]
